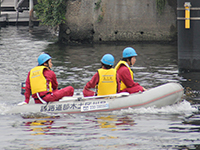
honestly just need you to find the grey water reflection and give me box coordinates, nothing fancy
[167,112,200,149]
[179,72,200,103]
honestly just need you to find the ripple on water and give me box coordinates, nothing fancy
[1,26,200,150]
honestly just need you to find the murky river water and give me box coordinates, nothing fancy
[0,26,200,150]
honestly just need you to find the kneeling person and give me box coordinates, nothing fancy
[83,54,120,97]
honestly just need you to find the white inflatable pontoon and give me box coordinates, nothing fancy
[9,83,184,114]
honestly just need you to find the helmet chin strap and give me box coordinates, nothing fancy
[44,62,51,70]
[127,58,132,66]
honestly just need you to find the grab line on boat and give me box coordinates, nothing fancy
[59,92,130,102]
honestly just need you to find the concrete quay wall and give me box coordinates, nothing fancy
[59,0,177,43]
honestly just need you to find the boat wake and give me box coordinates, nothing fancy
[0,100,198,116]
[0,103,12,115]
[112,100,199,115]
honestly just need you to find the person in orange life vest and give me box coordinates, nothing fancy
[18,53,74,105]
[83,54,120,97]
[115,47,146,94]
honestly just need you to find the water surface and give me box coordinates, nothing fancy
[0,26,199,150]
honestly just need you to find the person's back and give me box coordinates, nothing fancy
[97,67,117,96]
[18,53,74,105]
[83,54,120,97]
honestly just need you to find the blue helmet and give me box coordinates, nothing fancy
[38,53,51,65]
[122,47,137,58]
[101,54,115,66]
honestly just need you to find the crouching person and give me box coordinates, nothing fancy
[83,54,120,97]
[18,53,74,105]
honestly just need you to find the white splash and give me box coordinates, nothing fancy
[113,100,198,115]
[0,100,198,116]
[0,103,12,115]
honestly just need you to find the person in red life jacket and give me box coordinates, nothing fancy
[18,53,74,105]
[115,47,146,94]
[83,54,120,97]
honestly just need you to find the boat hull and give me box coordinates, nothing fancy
[9,83,184,114]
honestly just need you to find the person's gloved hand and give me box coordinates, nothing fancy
[17,101,27,106]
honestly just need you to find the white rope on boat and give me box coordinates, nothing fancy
[36,93,47,104]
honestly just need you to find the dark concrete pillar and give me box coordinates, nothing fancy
[178,0,200,72]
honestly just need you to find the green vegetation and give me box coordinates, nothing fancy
[34,0,67,27]
[156,0,166,15]
[94,0,102,10]
[94,0,104,23]
[97,14,103,23]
